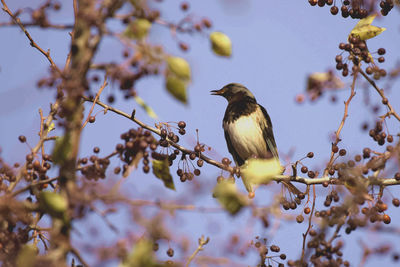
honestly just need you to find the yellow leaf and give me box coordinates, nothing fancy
[165,75,187,104]
[152,159,175,190]
[134,96,158,119]
[167,56,191,80]
[16,245,37,267]
[39,191,68,219]
[124,19,152,39]
[213,180,248,215]
[209,32,232,57]
[48,122,55,132]
[241,158,281,192]
[349,14,386,41]
[119,239,159,267]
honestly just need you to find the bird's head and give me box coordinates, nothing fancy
[211,83,256,103]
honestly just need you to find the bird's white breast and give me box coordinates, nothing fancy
[223,108,268,162]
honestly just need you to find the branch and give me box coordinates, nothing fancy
[186,236,210,267]
[7,101,59,193]
[301,185,316,262]
[1,0,61,74]
[0,20,73,29]
[324,70,358,175]
[11,177,59,197]
[359,68,400,122]
[82,96,234,173]
[81,76,108,129]
[82,97,400,187]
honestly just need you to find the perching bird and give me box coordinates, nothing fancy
[211,83,300,194]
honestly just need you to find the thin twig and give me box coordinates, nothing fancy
[81,76,108,129]
[11,177,59,197]
[359,68,400,122]
[69,247,89,267]
[186,236,210,267]
[7,101,59,193]
[301,184,316,262]
[1,0,61,74]
[324,70,358,175]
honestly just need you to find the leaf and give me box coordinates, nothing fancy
[39,191,68,218]
[213,180,248,215]
[48,122,55,132]
[52,135,71,165]
[119,239,160,267]
[240,158,281,192]
[349,14,386,41]
[16,245,37,267]
[209,32,232,57]
[165,75,187,104]
[152,159,175,190]
[134,96,158,119]
[124,19,152,39]
[167,57,191,80]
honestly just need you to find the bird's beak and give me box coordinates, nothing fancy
[210,89,224,96]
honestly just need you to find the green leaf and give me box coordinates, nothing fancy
[52,135,71,165]
[167,56,191,80]
[213,180,248,215]
[134,96,158,119]
[209,32,232,57]
[240,158,281,192]
[349,14,386,41]
[124,19,152,39]
[119,239,160,267]
[16,245,37,267]
[39,191,68,217]
[165,75,187,104]
[152,159,175,190]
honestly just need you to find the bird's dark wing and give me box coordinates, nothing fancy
[258,104,279,159]
[224,129,245,166]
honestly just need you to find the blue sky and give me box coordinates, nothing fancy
[1,1,400,266]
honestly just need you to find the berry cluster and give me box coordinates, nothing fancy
[308,0,395,18]
[252,237,287,267]
[336,36,387,79]
[368,120,393,146]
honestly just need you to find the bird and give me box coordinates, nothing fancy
[211,83,300,194]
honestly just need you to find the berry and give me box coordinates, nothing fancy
[167,248,174,257]
[89,116,95,123]
[339,149,347,156]
[222,157,230,165]
[197,159,204,167]
[304,207,311,214]
[178,121,186,128]
[93,147,100,153]
[301,166,308,173]
[296,215,304,223]
[18,135,27,143]
[330,6,339,15]
[307,152,314,158]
